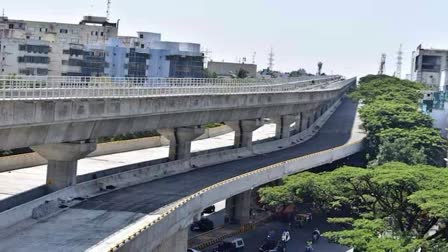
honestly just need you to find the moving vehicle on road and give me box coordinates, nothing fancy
[259,240,286,252]
[190,218,214,232]
[212,238,245,252]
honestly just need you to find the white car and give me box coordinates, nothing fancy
[223,237,245,249]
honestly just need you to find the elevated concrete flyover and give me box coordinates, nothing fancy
[0,76,355,192]
[0,76,352,151]
[0,98,365,252]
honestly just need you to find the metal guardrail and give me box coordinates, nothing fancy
[0,75,343,100]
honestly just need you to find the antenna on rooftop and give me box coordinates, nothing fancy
[394,44,403,79]
[268,47,274,70]
[378,53,386,75]
[252,52,256,64]
[106,0,112,20]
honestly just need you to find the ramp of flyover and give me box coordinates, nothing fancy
[0,99,365,252]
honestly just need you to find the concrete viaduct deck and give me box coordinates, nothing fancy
[0,99,364,252]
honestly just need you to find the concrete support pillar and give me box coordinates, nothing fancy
[153,228,188,252]
[158,126,205,161]
[225,190,252,224]
[313,109,319,122]
[273,115,295,140]
[31,141,96,192]
[300,111,313,131]
[226,119,263,149]
[295,112,303,132]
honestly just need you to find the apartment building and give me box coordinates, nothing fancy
[411,44,448,91]
[0,15,203,78]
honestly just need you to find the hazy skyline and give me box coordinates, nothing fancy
[1,0,446,78]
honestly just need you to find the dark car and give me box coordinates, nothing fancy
[212,238,245,252]
[201,205,216,215]
[259,240,286,252]
[190,218,214,232]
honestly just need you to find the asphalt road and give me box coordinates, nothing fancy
[0,99,361,251]
[75,99,359,213]
[203,216,349,252]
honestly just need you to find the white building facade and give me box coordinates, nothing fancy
[0,16,203,78]
[411,45,448,91]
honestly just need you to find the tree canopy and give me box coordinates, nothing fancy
[258,163,448,251]
[350,75,446,166]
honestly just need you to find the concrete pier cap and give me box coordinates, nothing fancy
[158,126,205,160]
[273,115,296,140]
[226,119,264,149]
[31,141,97,191]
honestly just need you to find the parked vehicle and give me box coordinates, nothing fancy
[190,218,214,232]
[201,205,216,215]
[212,238,245,252]
[187,249,201,252]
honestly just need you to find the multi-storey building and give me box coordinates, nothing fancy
[0,15,117,76]
[411,45,448,91]
[105,32,203,78]
[0,15,203,78]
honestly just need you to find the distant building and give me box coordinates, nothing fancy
[411,45,448,90]
[207,61,257,78]
[0,15,203,78]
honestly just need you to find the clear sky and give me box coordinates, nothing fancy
[1,0,446,78]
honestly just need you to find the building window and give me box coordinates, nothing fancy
[141,44,144,49]
[60,29,68,34]
[1,69,4,72]
[139,34,144,39]
[18,56,50,64]
[26,36,30,39]
[8,24,14,29]
[100,32,104,36]
[19,44,51,54]
[38,37,41,40]
[95,31,98,36]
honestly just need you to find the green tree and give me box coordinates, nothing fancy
[203,69,218,78]
[258,163,448,251]
[378,128,447,166]
[375,138,426,166]
[289,68,309,77]
[350,76,425,105]
[359,102,432,136]
[237,68,249,79]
